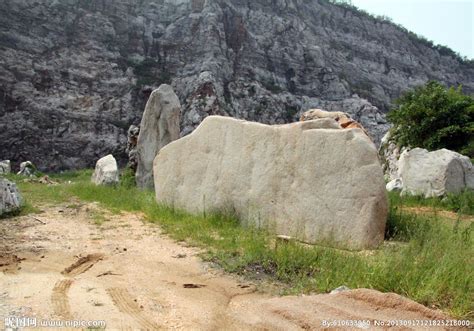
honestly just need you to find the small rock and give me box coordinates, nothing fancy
[386,178,403,192]
[38,175,57,185]
[0,160,11,175]
[330,285,350,294]
[17,161,37,177]
[91,155,119,186]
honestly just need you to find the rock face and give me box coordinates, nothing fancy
[17,161,36,177]
[1,0,472,171]
[153,116,388,250]
[0,177,23,216]
[136,85,181,189]
[92,155,119,186]
[398,148,474,197]
[0,160,11,175]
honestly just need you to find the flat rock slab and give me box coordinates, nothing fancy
[153,116,388,250]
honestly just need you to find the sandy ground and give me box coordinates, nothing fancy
[0,202,452,330]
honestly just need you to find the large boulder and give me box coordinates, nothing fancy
[153,116,388,250]
[398,148,474,197]
[92,155,119,186]
[0,177,23,216]
[136,84,181,189]
[0,160,11,175]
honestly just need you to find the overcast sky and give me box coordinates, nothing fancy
[350,0,473,59]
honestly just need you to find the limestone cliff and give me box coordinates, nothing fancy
[0,0,472,170]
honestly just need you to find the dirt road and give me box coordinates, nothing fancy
[0,202,450,330]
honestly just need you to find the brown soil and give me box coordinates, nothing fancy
[0,203,452,330]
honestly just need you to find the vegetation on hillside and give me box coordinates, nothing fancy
[388,81,474,157]
[4,171,473,319]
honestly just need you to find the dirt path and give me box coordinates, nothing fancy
[0,203,451,330]
[401,206,474,223]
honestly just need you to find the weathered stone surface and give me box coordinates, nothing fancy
[154,116,388,250]
[92,155,119,186]
[0,177,22,216]
[398,148,474,197]
[126,125,140,172]
[17,161,36,177]
[136,84,181,189]
[0,1,472,171]
[0,160,11,175]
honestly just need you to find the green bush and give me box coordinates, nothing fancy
[388,81,474,157]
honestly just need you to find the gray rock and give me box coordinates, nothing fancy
[0,0,472,171]
[0,177,23,216]
[126,125,140,172]
[92,155,119,186]
[398,148,474,198]
[17,161,36,177]
[386,178,403,192]
[154,116,388,250]
[0,160,11,175]
[136,84,181,190]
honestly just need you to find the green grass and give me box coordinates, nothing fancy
[4,170,473,319]
[389,190,474,215]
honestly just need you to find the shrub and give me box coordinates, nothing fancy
[388,81,474,157]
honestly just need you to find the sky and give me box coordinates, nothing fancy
[350,0,474,59]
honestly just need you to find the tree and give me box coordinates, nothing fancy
[388,81,474,157]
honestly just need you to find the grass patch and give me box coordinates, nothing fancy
[389,190,474,215]
[5,171,474,319]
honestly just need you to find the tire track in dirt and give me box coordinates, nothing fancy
[107,287,161,330]
[51,279,73,319]
[61,254,104,277]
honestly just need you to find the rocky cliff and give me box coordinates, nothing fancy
[1,0,472,171]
